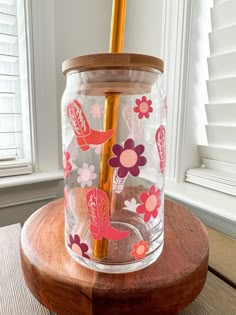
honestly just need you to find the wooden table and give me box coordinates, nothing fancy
[0,201,235,314]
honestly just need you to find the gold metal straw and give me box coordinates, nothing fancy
[93,0,127,258]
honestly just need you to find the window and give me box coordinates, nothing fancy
[186,0,236,197]
[0,0,62,221]
[0,0,32,177]
[163,0,235,238]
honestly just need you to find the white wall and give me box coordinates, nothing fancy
[124,0,163,56]
[54,0,164,110]
[54,0,111,108]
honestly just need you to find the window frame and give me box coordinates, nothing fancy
[163,0,210,182]
[0,0,32,175]
[0,0,63,210]
[162,0,236,238]
[162,0,197,183]
[27,0,61,173]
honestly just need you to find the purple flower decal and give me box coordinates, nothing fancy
[108,138,147,178]
[68,234,90,259]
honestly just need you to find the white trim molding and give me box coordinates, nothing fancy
[26,0,60,172]
[162,0,194,182]
[163,0,210,183]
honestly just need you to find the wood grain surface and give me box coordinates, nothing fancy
[0,224,50,315]
[62,53,164,75]
[206,226,236,288]
[179,272,236,315]
[20,199,209,315]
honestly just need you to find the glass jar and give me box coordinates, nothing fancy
[61,53,166,273]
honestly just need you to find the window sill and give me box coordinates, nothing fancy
[165,181,236,239]
[0,170,63,189]
[0,171,63,209]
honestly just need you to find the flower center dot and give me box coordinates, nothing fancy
[139,102,149,113]
[81,169,91,181]
[120,149,138,168]
[136,245,145,255]
[72,244,82,256]
[145,195,158,212]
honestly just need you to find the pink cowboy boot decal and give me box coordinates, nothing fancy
[156,125,166,174]
[86,188,130,241]
[67,100,113,151]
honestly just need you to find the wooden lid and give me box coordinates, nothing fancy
[62,53,164,75]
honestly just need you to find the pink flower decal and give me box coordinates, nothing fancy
[68,234,90,259]
[133,96,153,119]
[77,163,97,188]
[108,138,147,178]
[136,185,161,222]
[89,102,104,119]
[131,240,149,260]
[63,151,72,178]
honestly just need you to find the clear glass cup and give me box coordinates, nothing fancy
[61,53,166,273]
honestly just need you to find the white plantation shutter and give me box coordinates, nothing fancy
[186,0,236,196]
[0,0,32,177]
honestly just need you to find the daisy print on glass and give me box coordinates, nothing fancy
[123,198,139,212]
[108,138,147,178]
[77,163,97,188]
[130,240,149,260]
[68,234,90,259]
[90,144,102,155]
[133,96,153,119]
[89,102,104,119]
[136,185,161,222]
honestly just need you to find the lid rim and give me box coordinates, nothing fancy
[62,53,164,75]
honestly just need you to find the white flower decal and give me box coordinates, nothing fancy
[90,144,102,155]
[89,103,104,119]
[123,198,139,212]
[66,136,78,161]
[77,163,97,188]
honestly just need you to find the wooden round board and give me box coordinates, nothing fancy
[20,199,209,315]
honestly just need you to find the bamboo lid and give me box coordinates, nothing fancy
[62,53,164,75]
